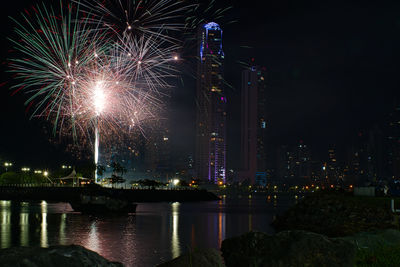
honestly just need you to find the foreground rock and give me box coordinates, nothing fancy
[157,248,225,267]
[341,228,400,250]
[0,245,122,267]
[272,193,397,237]
[221,231,356,267]
[159,229,400,267]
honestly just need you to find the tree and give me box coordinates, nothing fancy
[136,179,164,189]
[96,164,106,177]
[108,162,127,188]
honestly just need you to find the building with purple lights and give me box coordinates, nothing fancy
[240,63,267,185]
[195,22,226,184]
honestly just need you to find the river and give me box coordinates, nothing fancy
[0,194,298,266]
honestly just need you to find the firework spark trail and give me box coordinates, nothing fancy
[9,2,110,136]
[76,0,193,44]
[9,0,184,141]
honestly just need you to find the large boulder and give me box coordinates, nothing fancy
[272,194,397,237]
[0,245,122,267]
[341,228,400,250]
[221,230,356,267]
[158,248,225,267]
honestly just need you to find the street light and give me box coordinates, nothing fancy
[21,167,30,172]
[4,162,12,172]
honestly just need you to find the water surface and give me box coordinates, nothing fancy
[0,194,296,266]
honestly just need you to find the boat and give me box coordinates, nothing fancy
[70,194,137,213]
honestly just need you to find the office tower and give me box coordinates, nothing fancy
[195,22,226,184]
[144,125,171,181]
[240,63,267,185]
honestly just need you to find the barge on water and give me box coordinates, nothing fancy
[70,194,137,213]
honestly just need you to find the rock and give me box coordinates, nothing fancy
[221,230,356,267]
[0,245,123,267]
[341,229,400,250]
[157,248,225,267]
[272,194,397,237]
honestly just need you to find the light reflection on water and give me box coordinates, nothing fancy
[0,195,295,266]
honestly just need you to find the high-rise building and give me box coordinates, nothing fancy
[144,126,171,181]
[240,63,267,185]
[195,22,226,184]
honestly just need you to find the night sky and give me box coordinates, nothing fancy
[0,0,399,169]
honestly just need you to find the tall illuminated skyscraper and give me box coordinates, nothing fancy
[195,22,226,184]
[240,63,267,185]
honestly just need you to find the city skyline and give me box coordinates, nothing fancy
[0,0,398,173]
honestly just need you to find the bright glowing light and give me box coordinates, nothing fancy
[93,81,106,115]
[173,55,178,61]
[43,171,49,177]
[172,179,179,186]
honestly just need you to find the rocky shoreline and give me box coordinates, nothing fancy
[0,245,122,266]
[272,193,399,237]
[158,229,400,267]
[158,193,400,266]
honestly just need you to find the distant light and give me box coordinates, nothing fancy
[172,179,179,186]
[43,171,49,177]
[127,25,132,30]
[203,22,220,30]
[163,137,169,141]
[173,55,179,61]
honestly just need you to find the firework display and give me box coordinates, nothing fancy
[8,0,191,181]
[8,0,232,182]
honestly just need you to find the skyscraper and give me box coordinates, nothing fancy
[195,22,226,184]
[240,63,267,185]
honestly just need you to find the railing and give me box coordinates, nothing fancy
[0,183,198,190]
[391,199,400,213]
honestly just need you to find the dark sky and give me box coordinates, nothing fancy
[1,0,400,169]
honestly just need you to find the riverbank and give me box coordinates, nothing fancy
[0,185,220,202]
